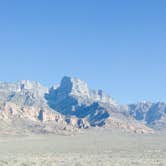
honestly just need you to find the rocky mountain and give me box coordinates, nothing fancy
[0,76,165,135]
[45,76,116,127]
[123,102,166,131]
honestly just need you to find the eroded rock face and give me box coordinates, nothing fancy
[0,102,78,134]
[125,102,166,130]
[0,102,59,122]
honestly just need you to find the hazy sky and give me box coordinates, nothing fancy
[0,0,166,104]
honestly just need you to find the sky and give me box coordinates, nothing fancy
[0,0,166,104]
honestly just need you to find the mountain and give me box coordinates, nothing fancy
[123,102,166,131]
[0,76,165,135]
[45,76,116,127]
[0,80,48,106]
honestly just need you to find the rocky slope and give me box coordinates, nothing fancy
[123,102,166,131]
[0,76,165,134]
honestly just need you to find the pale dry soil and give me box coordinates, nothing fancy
[0,129,165,166]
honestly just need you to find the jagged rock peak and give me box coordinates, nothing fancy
[17,80,47,91]
[0,80,48,93]
[19,80,40,89]
[59,76,90,97]
[57,76,116,105]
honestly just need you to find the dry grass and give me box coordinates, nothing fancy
[0,129,165,166]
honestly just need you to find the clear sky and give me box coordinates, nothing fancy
[0,0,166,104]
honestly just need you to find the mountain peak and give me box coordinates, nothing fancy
[58,76,116,105]
[18,80,41,90]
[60,76,90,97]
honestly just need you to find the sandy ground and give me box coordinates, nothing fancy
[0,129,165,166]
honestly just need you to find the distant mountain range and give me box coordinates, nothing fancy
[0,76,165,135]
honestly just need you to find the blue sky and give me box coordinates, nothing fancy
[0,0,166,104]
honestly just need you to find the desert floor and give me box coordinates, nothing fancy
[0,129,165,166]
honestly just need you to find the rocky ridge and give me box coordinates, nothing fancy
[0,76,165,134]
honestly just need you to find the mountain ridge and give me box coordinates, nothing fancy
[0,76,165,134]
